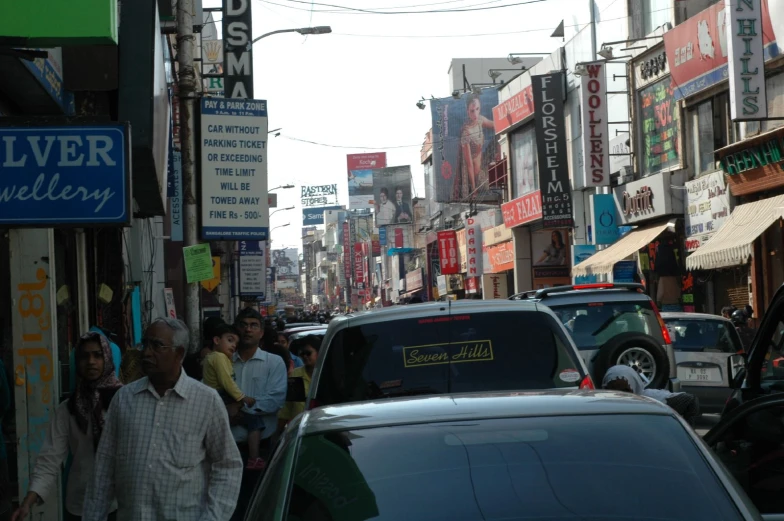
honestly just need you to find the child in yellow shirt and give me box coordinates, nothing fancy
[202,323,255,407]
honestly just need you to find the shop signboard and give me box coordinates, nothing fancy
[580,61,610,188]
[302,205,343,226]
[347,152,387,209]
[301,184,338,208]
[492,84,534,134]
[222,0,253,98]
[406,268,424,292]
[482,273,509,299]
[685,171,731,252]
[501,190,543,229]
[239,240,267,301]
[486,241,515,273]
[727,0,768,120]
[532,229,571,280]
[532,73,573,228]
[573,244,598,284]
[613,171,684,225]
[200,98,268,240]
[613,260,637,283]
[437,230,459,275]
[465,217,483,277]
[0,125,130,226]
[170,150,183,241]
[20,48,76,115]
[483,224,513,248]
[343,222,351,280]
[638,77,680,176]
[592,193,619,245]
[0,1,119,45]
[353,243,365,288]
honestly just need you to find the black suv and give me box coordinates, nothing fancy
[511,283,679,391]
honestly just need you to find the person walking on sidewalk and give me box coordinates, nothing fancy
[12,332,122,521]
[82,318,243,521]
[203,322,256,409]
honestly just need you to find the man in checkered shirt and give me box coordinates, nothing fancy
[82,318,243,521]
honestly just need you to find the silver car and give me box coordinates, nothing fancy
[662,312,745,413]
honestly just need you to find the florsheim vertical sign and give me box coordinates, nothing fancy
[726,0,767,121]
[223,0,253,99]
[532,72,573,228]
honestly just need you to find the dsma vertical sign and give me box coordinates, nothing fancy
[223,0,253,99]
[533,73,573,228]
[726,0,767,121]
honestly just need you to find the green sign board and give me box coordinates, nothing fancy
[0,0,118,46]
[183,244,214,283]
[720,135,784,175]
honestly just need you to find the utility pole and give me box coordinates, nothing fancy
[177,0,201,353]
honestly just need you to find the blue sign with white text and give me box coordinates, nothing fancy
[0,125,130,226]
[593,194,619,245]
[379,226,387,246]
[302,205,343,226]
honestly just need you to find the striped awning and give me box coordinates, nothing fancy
[572,222,672,277]
[686,194,784,271]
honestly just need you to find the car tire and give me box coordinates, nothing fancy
[594,332,670,389]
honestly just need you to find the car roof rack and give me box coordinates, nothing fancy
[509,283,645,300]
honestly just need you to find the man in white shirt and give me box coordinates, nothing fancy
[376,187,397,226]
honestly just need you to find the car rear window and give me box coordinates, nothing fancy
[314,311,584,406]
[546,301,664,351]
[285,415,743,521]
[664,318,741,353]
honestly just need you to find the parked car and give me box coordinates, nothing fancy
[661,312,745,413]
[308,300,592,408]
[244,391,762,521]
[511,283,679,391]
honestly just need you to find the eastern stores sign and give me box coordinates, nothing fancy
[200,98,269,240]
[0,125,130,226]
[580,62,609,187]
[727,0,767,120]
[223,0,253,99]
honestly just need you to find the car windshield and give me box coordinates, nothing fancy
[286,414,743,521]
[545,301,663,350]
[315,311,584,405]
[664,318,741,353]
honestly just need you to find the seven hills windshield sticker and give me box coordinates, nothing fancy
[403,340,494,368]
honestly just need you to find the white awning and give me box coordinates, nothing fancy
[686,194,784,271]
[572,222,672,277]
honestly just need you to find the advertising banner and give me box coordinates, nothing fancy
[492,84,534,134]
[592,193,620,245]
[347,152,387,209]
[465,217,483,277]
[501,190,543,229]
[384,224,414,250]
[685,171,731,252]
[343,222,352,280]
[727,0,768,120]
[170,150,183,241]
[353,243,365,288]
[272,248,298,277]
[239,240,267,301]
[200,98,268,240]
[372,166,413,227]
[486,241,515,273]
[302,205,343,226]
[301,184,338,208]
[580,62,610,188]
[430,89,500,203]
[532,73,573,228]
[639,78,680,176]
[0,125,130,226]
[573,244,598,284]
[532,229,571,280]
[437,230,459,275]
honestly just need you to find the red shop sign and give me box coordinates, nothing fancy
[437,230,459,275]
[501,190,542,229]
[353,243,365,285]
[487,241,515,273]
[343,222,351,280]
[492,84,534,134]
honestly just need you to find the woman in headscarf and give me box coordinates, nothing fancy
[11,332,122,521]
[602,365,700,426]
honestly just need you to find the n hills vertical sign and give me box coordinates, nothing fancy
[223,0,253,99]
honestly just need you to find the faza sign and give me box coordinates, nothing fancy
[726,0,768,120]
[0,125,130,226]
[580,62,610,188]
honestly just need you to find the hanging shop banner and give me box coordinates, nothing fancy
[501,190,543,229]
[0,125,130,226]
[580,62,610,188]
[532,73,573,228]
[353,243,365,288]
[222,0,253,98]
[200,98,268,240]
[343,222,352,280]
[486,241,515,273]
[302,205,343,226]
[492,84,535,134]
[638,78,680,176]
[430,89,500,203]
[465,217,483,277]
[592,193,619,245]
[685,171,731,252]
[238,240,267,301]
[372,166,413,226]
[437,230,459,275]
[664,0,777,101]
[301,184,338,208]
[532,229,571,279]
[347,152,387,210]
[482,273,509,299]
[727,0,768,120]
[169,150,183,241]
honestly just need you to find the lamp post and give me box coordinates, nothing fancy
[252,26,332,45]
[269,184,294,192]
[270,206,295,218]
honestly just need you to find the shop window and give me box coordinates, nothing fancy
[638,76,680,176]
[643,0,671,36]
[510,125,538,198]
[690,94,728,176]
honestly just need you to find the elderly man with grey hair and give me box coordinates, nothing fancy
[82,318,243,521]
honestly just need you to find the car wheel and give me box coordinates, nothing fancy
[594,332,670,389]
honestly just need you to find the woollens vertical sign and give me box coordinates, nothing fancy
[726,0,767,121]
[580,62,609,188]
[532,73,573,228]
[223,0,253,99]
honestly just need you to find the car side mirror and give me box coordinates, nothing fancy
[727,353,746,389]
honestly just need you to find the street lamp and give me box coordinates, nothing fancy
[269,184,295,191]
[271,223,291,233]
[270,206,295,217]
[252,26,332,45]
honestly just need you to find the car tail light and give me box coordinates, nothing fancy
[579,375,595,389]
[573,283,614,290]
[649,301,673,345]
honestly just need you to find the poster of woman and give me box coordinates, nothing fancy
[532,229,572,286]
